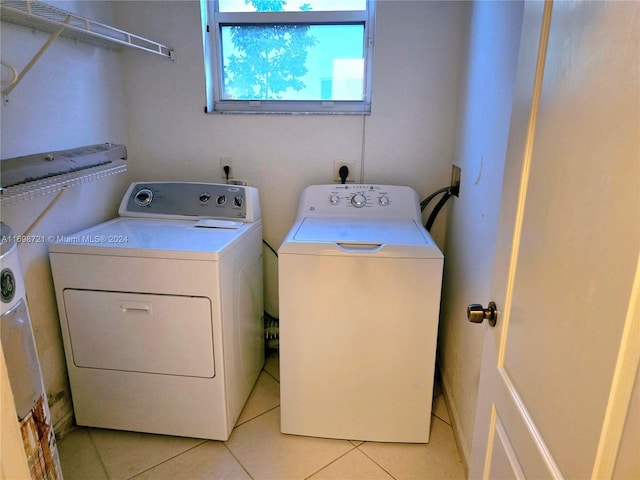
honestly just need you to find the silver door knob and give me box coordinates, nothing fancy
[467,301,498,327]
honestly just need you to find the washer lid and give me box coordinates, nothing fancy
[293,218,428,244]
[48,217,257,260]
[281,218,443,259]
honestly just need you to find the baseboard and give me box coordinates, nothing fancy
[438,365,470,477]
[53,410,75,441]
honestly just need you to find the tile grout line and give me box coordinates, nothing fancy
[234,403,281,428]
[356,444,398,480]
[262,359,280,384]
[432,409,452,427]
[85,428,113,479]
[433,413,452,427]
[302,444,359,480]
[233,361,280,428]
[125,439,208,480]
[432,391,453,426]
[263,369,280,384]
[221,442,255,480]
[213,366,281,478]
[222,404,282,478]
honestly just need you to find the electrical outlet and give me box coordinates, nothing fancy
[450,164,461,197]
[220,157,233,181]
[333,160,355,183]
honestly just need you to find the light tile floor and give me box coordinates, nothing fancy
[58,351,465,480]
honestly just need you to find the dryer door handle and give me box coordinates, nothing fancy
[335,242,383,253]
[119,301,153,314]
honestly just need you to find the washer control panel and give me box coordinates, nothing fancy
[119,182,261,222]
[321,186,393,209]
[297,184,422,221]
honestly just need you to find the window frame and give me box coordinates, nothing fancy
[201,1,376,114]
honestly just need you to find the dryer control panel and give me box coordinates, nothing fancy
[297,184,422,222]
[119,182,261,222]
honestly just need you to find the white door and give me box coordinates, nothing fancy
[469,1,640,478]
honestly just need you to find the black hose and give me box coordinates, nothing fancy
[420,186,450,212]
[263,238,278,257]
[262,239,279,323]
[425,191,452,231]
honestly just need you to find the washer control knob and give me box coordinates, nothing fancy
[378,195,390,206]
[329,194,340,205]
[134,188,153,207]
[216,195,226,205]
[351,193,367,208]
[199,193,211,203]
[234,196,244,207]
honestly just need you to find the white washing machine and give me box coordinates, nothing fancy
[278,184,444,443]
[49,182,264,441]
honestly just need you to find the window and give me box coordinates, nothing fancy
[201,0,376,114]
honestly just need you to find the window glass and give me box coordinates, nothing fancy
[220,24,365,101]
[219,0,367,12]
[202,0,375,114]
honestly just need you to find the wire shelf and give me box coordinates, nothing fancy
[1,0,173,58]
[1,161,127,206]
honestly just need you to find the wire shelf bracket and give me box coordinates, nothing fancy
[1,0,174,97]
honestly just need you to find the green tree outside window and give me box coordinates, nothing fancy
[223,0,317,100]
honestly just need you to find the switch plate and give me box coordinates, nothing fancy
[451,164,461,197]
[220,157,233,181]
[333,160,355,183]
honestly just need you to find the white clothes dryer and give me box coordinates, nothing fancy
[278,184,443,443]
[49,182,264,440]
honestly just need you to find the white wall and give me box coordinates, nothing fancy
[0,3,128,158]
[0,1,131,433]
[114,0,469,315]
[438,0,524,468]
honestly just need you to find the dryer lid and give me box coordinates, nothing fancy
[48,217,257,260]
